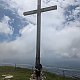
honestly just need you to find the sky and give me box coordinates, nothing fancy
[0,0,80,67]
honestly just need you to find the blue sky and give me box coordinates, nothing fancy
[0,0,80,65]
[0,0,28,41]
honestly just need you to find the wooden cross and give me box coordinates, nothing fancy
[23,0,57,79]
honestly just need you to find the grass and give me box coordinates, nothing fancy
[0,66,73,80]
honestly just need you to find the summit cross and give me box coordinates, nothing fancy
[23,0,57,79]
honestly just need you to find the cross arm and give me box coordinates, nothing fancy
[23,10,37,16]
[23,5,57,16]
[41,5,57,13]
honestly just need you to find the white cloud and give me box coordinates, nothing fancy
[41,24,80,54]
[0,0,80,63]
[0,16,13,34]
[0,24,36,61]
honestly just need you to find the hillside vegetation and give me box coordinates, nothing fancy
[0,66,73,80]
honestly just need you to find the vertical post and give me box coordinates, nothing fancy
[35,0,41,69]
[14,64,16,71]
[63,70,65,79]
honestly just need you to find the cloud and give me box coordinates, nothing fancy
[0,16,13,34]
[0,0,80,64]
[0,24,36,62]
[41,22,80,57]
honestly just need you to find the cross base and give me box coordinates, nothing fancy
[30,69,46,80]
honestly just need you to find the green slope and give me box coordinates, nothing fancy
[0,66,73,80]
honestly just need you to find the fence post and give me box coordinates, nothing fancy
[14,64,16,71]
[63,70,65,79]
[32,66,34,73]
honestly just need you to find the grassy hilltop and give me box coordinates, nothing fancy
[0,66,73,80]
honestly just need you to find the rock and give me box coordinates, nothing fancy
[5,75,13,79]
